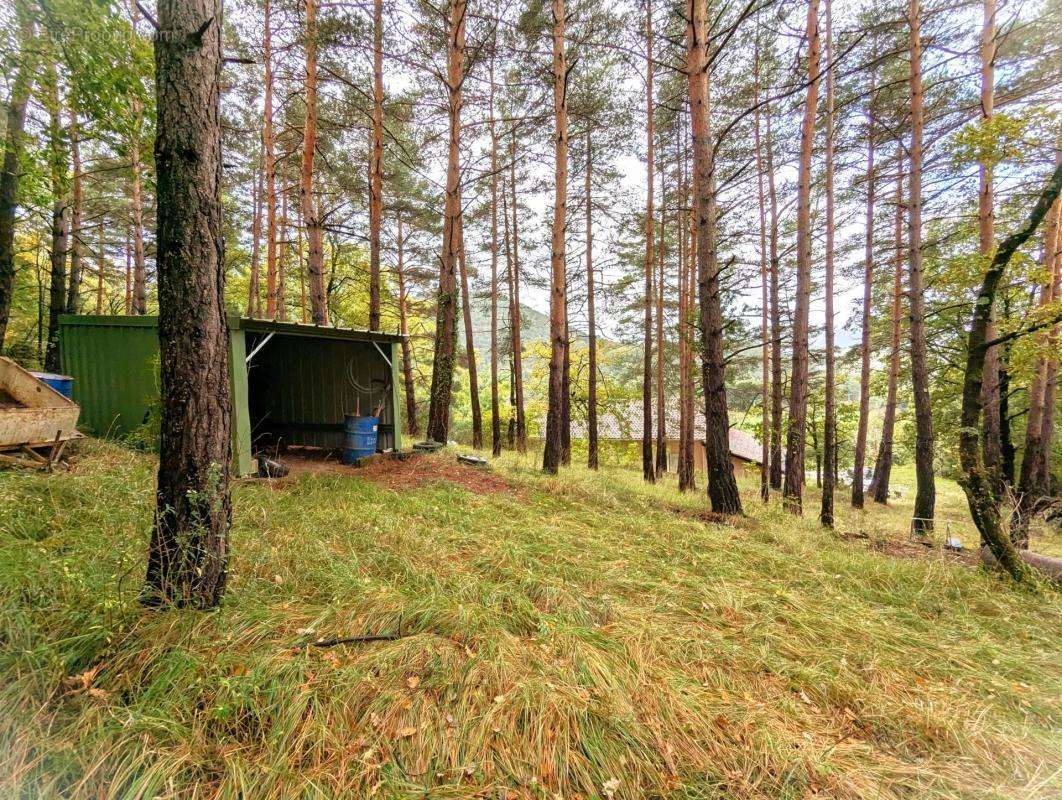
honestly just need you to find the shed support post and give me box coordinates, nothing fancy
[391,340,403,450]
[229,328,254,476]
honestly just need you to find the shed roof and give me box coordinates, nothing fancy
[60,314,405,344]
[569,399,763,463]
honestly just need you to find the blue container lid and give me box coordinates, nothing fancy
[30,371,73,382]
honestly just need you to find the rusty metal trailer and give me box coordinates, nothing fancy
[0,357,81,470]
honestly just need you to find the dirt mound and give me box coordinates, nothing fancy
[840,529,980,566]
[261,448,514,496]
[357,452,514,495]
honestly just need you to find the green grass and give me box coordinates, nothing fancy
[0,440,1059,799]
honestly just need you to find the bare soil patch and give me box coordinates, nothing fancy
[357,452,515,495]
[838,529,980,567]
[256,447,515,496]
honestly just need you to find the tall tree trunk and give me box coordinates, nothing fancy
[247,147,263,316]
[1036,221,1060,491]
[66,100,83,314]
[457,212,483,448]
[426,0,465,444]
[396,216,419,436]
[687,0,742,515]
[95,216,105,314]
[979,0,1003,493]
[907,0,936,533]
[999,333,1015,483]
[489,54,502,457]
[1014,181,1061,544]
[509,136,526,452]
[959,162,1062,582]
[678,125,695,492]
[130,112,147,315]
[641,0,656,484]
[0,0,35,352]
[852,68,876,509]
[301,0,327,326]
[502,185,517,449]
[869,157,904,504]
[298,210,307,322]
[542,0,569,475]
[782,0,822,515]
[820,0,836,528]
[35,240,43,359]
[368,0,384,331]
[124,224,132,314]
[765,86,783,491]
[44,62,69,373]
[561,317,571,466]
[263,0,277,320]
[586,133,598,470]
[144,0,231,608]
[753,35,769,502]
[655,160,667,475]
[277,189,287,320]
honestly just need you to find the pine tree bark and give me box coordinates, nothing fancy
[641,0,656,484]
[277,190,288,320]
[396,215,419,436]
[1036,222,1060,491]
[655,161,668,475]
[130,112,147,315]
[95,216,105,314]
[687,0,741,515]
[782,0,822,515]
[907,0,936,533]
[124,224,132,314]
[66,101,84,314]
[263,0,277,320]
[426,0,465,444]
[678,127,695,492]
[869,157,904,504]
[0,0,35,352]
[959,161,1062,582]
[820,0,836,527]
[852,68,876,509]
[301,0,327,326]
[44,62,69,373]
[368,0,384,330]
[509,140,526,452]
[489,54,502,457]
[144,0,231,608]
[561,316,571,466]
[753,36,769,502]
[542,0,569,474]
[1013,187,1060,544]
[457,211,483,448]
[247,147,263,316]
[586,133,598,470]
[978,0,1003,493]
[764,86,783,491]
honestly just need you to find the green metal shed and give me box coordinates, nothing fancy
[58,315,404,476]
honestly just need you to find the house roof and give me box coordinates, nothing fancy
[569,399,764,464]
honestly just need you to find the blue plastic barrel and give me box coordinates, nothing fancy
[342,415,379,464]
[31,371,74,398]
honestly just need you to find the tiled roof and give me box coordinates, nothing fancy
[570,399,764,463]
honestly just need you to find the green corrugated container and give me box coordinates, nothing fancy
[59,315,404,477]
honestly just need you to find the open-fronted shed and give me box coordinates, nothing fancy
[59,315,404,475]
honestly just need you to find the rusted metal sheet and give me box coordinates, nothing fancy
[0,357,80,448]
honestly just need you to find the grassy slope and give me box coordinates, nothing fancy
[0,441,1059,799]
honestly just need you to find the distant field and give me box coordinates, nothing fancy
[1,440,1059,799]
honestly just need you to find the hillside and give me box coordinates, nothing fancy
[469,299,604,355]
[1,441,1059,799]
